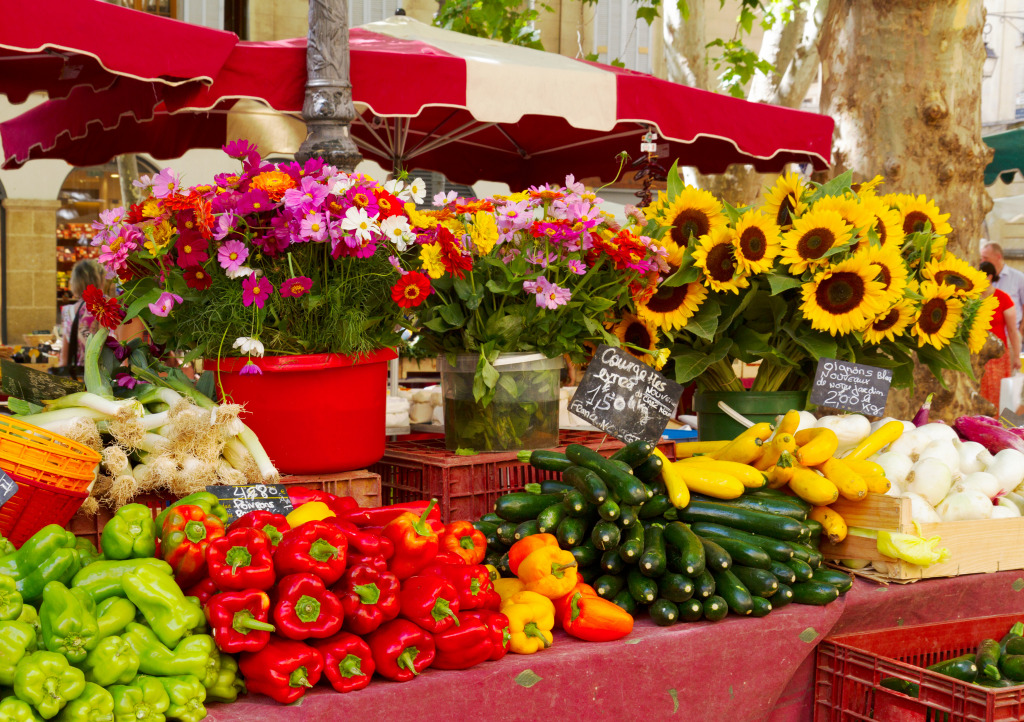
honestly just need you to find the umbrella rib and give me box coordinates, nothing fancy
[402,109,461,157]
[352,114,394,157]
[527,127,642,157]
[404,121,498,161]
[495,125,530,159]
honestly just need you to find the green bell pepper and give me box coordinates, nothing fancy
[71,560,173,603]
[17,550,81,605]
[13,651,86,719]
[81,636,139,687]
[122,567,203,648]
[203,655,244,704]
[0,526,77,580]
[1,572,24,620]
[17,604,43,648]
[101,505,156,561]
[180,598,206,636]
[154,676,206,722]
[0,533,16,557]
[198,647,220,691]
[95,598,137,639]
[154,494,228,531]
[121,624,214,680]
[0,620,38,686]
[39,582,98,663]
[0,696,42,722]
[109,677,168,722]
[72,539,103,569]
[55,682,113,722]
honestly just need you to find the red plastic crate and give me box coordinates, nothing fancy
[369,430,676,523]
[815,614,1024,722]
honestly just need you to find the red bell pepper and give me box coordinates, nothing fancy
[206,527,276,591]
[347,551,388,573]
[325,518,385,556]
[552,581,598,621]
[309,632,375,693]
[160,504,226,588]
[273,573,344,640]
[276,520,348,585]
[431,611,493,670]
[365,619,435,682]
[184,578,219,606]
[398,574,460,633]
[433,550,467,566]
[239,636,324,704]
[459,609,510,661]
[228,510,291,547]
[421,562,501,611]
[206,589,276,653]
[439,521,487,565]
[339,500,441,527]
[383,500,441,580]
[334,564,400,636]
[286,486,359,517]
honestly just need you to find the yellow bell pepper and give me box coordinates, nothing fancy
[494,577,526,603]
[517,546,579,599]
[502,593,555,654]
[285,501,335,527]
[483,564,500,582]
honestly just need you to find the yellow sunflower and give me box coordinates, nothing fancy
[859,194,906,249]
[920,254,989,299]
[732,210,781,275]
[853,175,885,196]
[855,244,909,308]
[914,282,964,349]
[895,194,953,237]
[613,314,664,368]
[693,227,749,294]
[862,300,918,345]
[645,187,728,247]
[811,195,875,243]
[761,171,809,229]
[800,254,890,336]
[636,279,708,332]
[964,294,1001,354]
[779,209,856,275]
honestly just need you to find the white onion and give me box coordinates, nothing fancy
[816,414,872,455]
[902,492,942,524]
[889,430,930,460]
[994,501,1021,518]
[936,489,993,521]
[955,471,1001,499]
[989,449,1024,494]
[955,440,993,476]
[794,411,818,434]
[873,451,914,486]
[918,440,960,475]
[917,423,960,445]
[905,458,954,506]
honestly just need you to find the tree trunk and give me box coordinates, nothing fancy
[662,0,707,89]
[818,0,992,422]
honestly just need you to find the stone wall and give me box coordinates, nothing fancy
[2,199,61,344]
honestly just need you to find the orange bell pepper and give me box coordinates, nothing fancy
[552,581,597,621]
[560,590,634,642]
[516,546,578,599]
[507,534,558,577]
[439,521,487,565]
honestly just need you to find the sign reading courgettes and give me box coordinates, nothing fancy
[205,483,294,523]
[809,357,892,417]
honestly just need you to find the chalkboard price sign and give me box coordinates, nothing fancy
[808,357,892,417]
[205,484,294,523]
[0,470,17,510]
[568,344,683,444]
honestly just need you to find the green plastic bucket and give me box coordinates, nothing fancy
[693,390,808,441]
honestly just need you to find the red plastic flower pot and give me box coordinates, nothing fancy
[205,349,397,474]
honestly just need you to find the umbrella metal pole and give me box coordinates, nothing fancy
[296,0,363,172]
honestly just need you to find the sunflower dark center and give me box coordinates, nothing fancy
[872,308,901,332]
[671,209,710,246]
[624,322,652,349]
[934,270,972,291]
[646,283,690,313]
[776,197,796,226]
[815,272,865,314]
[797,228,836,260]
[903,211,931,235]
[874,218,887,244]
[876,264,892,290]
[919,298,949,333]
[739,228,767,260]
[706,244,736,282]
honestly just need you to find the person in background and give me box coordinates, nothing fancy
[58,259,107,367]
[981,242,1024,332]
[979,261,1022,410]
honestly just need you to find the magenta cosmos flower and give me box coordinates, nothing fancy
[148,291,183,317]
[534,276,571,310]
[218,240,249,272]
[279,276,313,298]
[242,275,274,308]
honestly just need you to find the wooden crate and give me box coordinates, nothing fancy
[819,494,1024,581]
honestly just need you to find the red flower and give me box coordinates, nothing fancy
[82,285,125,330]
[126,203,146,224]
[184,267,213,291]
[175,232,209,269]
[374,190,406,220]
[279,276,313,298]
[435,226,473,280]
[391,271,432,308]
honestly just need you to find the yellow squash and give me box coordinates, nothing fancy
[655,448,689,508]
[680,457,767,489]
[862,474,892,495]
[817,457,868,501]
[766,451,797,489]
[712,423,773,464]
[775,409,802,436]
[844,459,885,478]
[672,462,745,499]
[675,440,730,458]
[809,506,848,544]
[794,428,839,467]
[788,467,840,506]
[753,433,797,471]
[845,420,904,461]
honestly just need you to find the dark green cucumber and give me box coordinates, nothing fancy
[1001,628,1024,656]
[749,596,773,618]
[703,535,771,570]
[592,521,621,551]
[514,520,540,541]
[496,522,518,547]
[976,677,1014,688]
[639,495,672,519]
[601,549,626,575]
[692,570,716,600]
[539,480,574,495]
[474,520,499,534]
[976,639,1002,681]
[676,500,808,541]
[789,581,839,606]
[562,490,590,517]
[633,453,664,482]
[772,584,794,608]
[536,503,568,533]
[498,552,512,577]
[926,654,978,683]
[711,568,754,616]
[769,560,797,586]
[611,589,637,614]
[618,523,645,563]
[702,595,728,622]
[731,566,779,598]
[479,513,503,524]
[627,568,658,605]
[647,478,668,498]
[689,522,795,563]
[610,440,656,468]
[691,492,806,520]
[639,524,667,578]
[663,522,706,577]
[880,678,919,698]
[564,466,608,505]
[804,518,823,545]
[699,537,732,572]
[593,574,625,599]
[749,487,813,508]
[523,449,573,472]
[619,505,639,528]
[657,573,694,603]
[649,598,679,627]
[679,599,704,622]
[786,542,823,568]
[783,558,814,583]
[494,492,562,522]
[598,499,621,522]
[999,655,1024,682]
[566,444,648,505]
[556,516,587,548]
[609,459,635,475]
[571,539,599,569]
[810,567,853,594]
[484,529,505,552]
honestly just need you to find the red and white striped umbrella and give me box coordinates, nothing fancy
[1,16,833,187]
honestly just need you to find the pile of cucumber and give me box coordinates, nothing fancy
[882,622,1024,697]
[473,441,854,625]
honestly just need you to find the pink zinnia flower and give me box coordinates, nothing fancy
[299,212,327,242]
[150,168,180,199]
[239,361,263,375]
[242,275,273,308]
[279,276,313,298]
[534,276,571,310]
[218,240,249,272]
[148,291,183,317]
[568,259,586,275]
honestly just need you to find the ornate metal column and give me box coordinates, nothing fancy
[295,0,363,171]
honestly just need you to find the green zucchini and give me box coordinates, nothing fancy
[474,520,499,534]
[611,589,637,614]
[556,516,587,548]
[609,459,635,475]
[523,449,573,472]
[786,542,823,568]
[479,513,503,524]
[496,522,518,547]
[579,565,601,584]
[494,492,562,522]
[678,599,704,622]
[749,596,773,618]
[598,499,621,522]
[663,522,706,577]
[647,478,668,498]
[676,499,808,541]
[657,573,694,603]
[999,655,1024,683]
[484,550,503,568]
[601,549,626,576]
[564,466,608,505]
[497,552,512,577]
[772,584,794,609]
[976,676,1014,688]
[593,574,625,599]
[692,570,716,600]
[769,560,797,586]
[711,568,754,616]
[804,518,823,545]
[699,536,732,572]
[592,521,621,551]
[536,503,568,533]
[783,558,814,583]
[704,535,771,570]
[562,489,590,517]
[663,507,678,521]
[539,480,574,495]
[879,678,919,698]
[639,524,667,578]
[810,567,853,594]
[649,598,679,627]
[571,539,599,569]
[702,595,728,622]
[639,494,672,520]
[619,505,639,528]
[610,440,656,468]
[1001,629,1024,656]
[691,492,806,520]
[514,520,540,542]
[566,444,649,505]
[485,529,505,552]
[976,639,1002,681]
[926,654,978,683]
[749,487,813,510]
[731,566,779,598]
[633,453,664,482]
[789,581,839,606]
[689,522,795,563]
[618,523,645,563]
[627,568,658,605]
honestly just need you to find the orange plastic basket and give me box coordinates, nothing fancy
[0,471,88,545]
[0,416,101,493]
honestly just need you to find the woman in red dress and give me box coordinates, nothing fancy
[979,261,1021,408]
